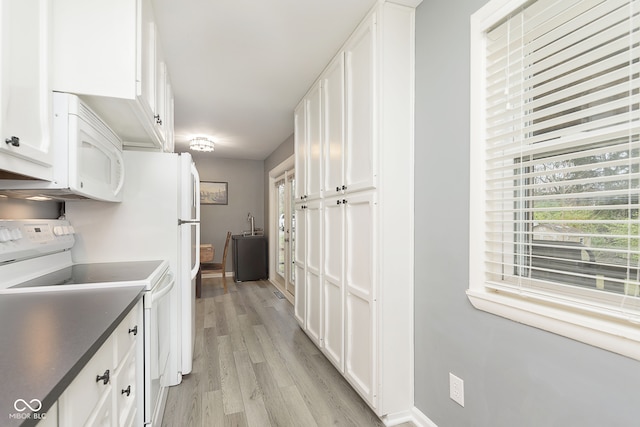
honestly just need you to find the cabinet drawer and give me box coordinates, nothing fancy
[58,335,114,427]
[114,348,137,427]
[84,389,114,427]
[35,401,57,427]
[114,303,141,367]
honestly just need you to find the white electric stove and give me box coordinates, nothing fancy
[0,219,173,426]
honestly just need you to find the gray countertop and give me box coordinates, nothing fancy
[0,286,145,427]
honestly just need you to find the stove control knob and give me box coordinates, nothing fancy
[9,229,22,241]
[0,228,10,243]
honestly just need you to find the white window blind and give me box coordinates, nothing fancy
[482,0,640,320]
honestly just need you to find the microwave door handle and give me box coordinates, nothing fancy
[79,128,125,196]
[113,147,125,196]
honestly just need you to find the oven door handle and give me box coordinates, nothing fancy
[150,273,174,305]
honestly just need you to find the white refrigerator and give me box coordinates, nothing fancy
[65,151,200,386]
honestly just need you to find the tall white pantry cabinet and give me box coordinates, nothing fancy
[294,0,418,419]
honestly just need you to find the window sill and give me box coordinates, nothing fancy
[466,288,640,361]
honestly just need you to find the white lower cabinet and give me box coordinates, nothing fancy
[35,402,57,427]
[57,300,143,427]
[322,197,344,371]
[114,349,138,427]
[294,203,307,327]
[304,199,322,346]
[86,387,114,427]
[343,192,376,404]
[322,191,376,382]
[321,192,378,403]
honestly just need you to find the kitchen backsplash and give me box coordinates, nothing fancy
[0,198,62,219]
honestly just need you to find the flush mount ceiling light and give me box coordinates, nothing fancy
[189,137,215,152]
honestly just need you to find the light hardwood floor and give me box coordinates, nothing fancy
[162,277,406,427]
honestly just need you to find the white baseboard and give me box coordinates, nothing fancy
[382,410,414,426]
[201,271,233,279]
[381,406,437,427]
[409,406,439,427]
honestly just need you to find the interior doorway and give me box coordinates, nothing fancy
[269,155,295,302]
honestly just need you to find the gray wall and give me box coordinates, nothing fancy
[414,1,640,426]
[263,134,294,240]
[192,154,264,272]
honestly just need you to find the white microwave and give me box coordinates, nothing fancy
[0,93,125,202]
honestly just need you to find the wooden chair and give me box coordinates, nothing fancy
[196,231,231,297]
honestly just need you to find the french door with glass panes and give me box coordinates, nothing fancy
[275,171,295,298]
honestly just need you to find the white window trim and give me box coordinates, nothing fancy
[468,0,640,361]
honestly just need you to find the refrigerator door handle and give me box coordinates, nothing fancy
[178,219,200,225]
[192,222,200,278]
[191,162,200,221]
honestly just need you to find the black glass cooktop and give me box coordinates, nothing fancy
[11,260,164,289]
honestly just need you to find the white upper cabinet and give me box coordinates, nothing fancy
[315,13,377,198]
[306,83,323,201]
[323,53,345,196]
[140,2,156,121]
[52,0,173,151]
[294,100,307,202]
[154,61,168,146]
[0,0,54,180]
[296,80,323,202]
[163,74,175,153]
[344,17,376,193]
[52,0,137,99]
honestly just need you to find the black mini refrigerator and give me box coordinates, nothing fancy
[232,235,268,281]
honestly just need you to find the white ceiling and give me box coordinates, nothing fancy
[152,0,377,160]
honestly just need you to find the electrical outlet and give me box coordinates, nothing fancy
[449,373,465,407]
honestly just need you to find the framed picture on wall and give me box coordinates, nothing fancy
[200,181,228,205]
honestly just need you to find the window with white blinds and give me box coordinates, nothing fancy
[470,0,640,358]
